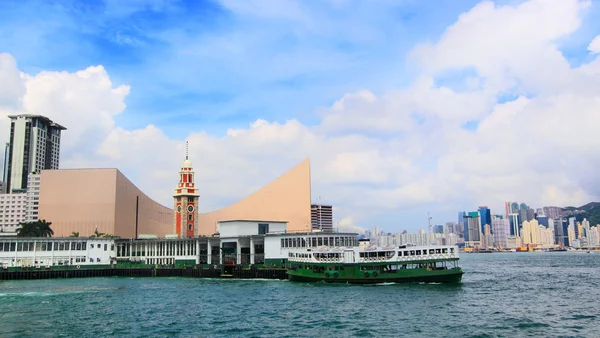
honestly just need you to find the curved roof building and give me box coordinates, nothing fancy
[38,169,173,238]
[196,158,312,236]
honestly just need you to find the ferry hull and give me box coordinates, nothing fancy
[288,268,464,284]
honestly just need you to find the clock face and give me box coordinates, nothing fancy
[187,205,194,213]
[176,206,182,213]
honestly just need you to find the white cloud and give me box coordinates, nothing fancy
[0,53,25,108]
[589,34,600,54]
[2,0,600,231]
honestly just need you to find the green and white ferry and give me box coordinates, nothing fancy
[286,244,464,284]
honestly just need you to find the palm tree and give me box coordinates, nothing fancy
[16,220,54,237]
[90,228,105,238]
[70,232,80,237]
[16,222,38,237]
[37,219,54,237]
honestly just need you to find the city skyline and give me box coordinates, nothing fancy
[1,0,600,232]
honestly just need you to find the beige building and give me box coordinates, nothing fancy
[38,169,173,238]
[37,158,313,239]
[196,158,312,236]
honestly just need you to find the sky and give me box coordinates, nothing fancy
[1,0,600,234]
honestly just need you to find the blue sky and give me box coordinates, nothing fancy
[2,0,600,232]
[0,0,523,136]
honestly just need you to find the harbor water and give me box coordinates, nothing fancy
[1,252,599,337]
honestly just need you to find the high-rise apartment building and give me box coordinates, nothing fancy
[5,114,66,193]
[311,204,333,231]
[25,173,41,222]
[0,173,41,234]
[464,212,481,246]
[492,216,509,249]
[0,192,27,233]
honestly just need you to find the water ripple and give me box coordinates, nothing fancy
[0,253,599,337]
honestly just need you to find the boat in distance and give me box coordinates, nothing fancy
[286,244,463,284]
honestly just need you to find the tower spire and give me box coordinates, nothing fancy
[185,141,188,160]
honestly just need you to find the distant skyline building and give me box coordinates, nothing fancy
[536,215,549,228]
[519,203,528,226]
[492,216,509,249]
[5,114,66,193]
[311,204,333,231]
[508,213,520,237]
[478,206,491,234]
[543,206,562,220]
[554,218,569,247]
[464,212,481,246]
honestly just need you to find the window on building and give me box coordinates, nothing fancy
[188,224,193,231]
[188,214,193,221]
[258,223,269,235]
[187,197,194,202]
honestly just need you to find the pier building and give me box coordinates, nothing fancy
[0,220,358,271]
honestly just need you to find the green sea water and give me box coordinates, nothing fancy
[1,252,599,337]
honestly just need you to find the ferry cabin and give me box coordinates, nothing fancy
[287,245,463,283]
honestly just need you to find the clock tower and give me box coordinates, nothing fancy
[173,142,199,238]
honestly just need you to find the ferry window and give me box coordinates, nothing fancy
[450,248,455,253]
[436,249,441,254]
[91,244,94,249]
[429,249,435,254]
[17,242,23,251]
[82,242,86,250]
[281,239,284,248]
[410,250,415,256]
[312,238,317,247]
[10,243,15,251]
[318,238,323,246]
[90,258,93,263]
[329,237,334,246]
[442,248,447,254]
[71,242,76,250]
[54,242,59,250]
[111,244,114,251]
[97,258,101,262]
[416,250,421,255]
[104,244,107,251]
[76,242,82,250]
[335,237,340,246]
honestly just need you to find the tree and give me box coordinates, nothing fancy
[70,232,79,237]
[90,228,105,238]
[16,220,54,237]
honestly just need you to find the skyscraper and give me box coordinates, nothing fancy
[464,212,481,244]
[509,213,520,237]
[519,203,528,226]
[478,206,491,234]
[5,114,66,193]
